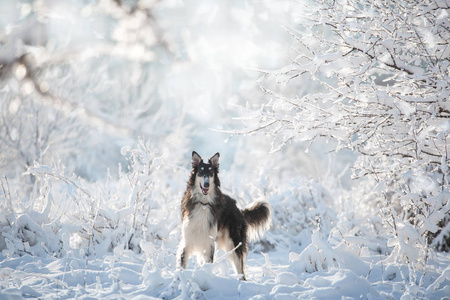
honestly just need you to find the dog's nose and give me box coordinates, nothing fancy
[203,175,210,188]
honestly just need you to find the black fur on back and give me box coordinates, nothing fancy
[217,195,248,257]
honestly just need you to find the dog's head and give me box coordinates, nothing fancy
[190,151,220,196]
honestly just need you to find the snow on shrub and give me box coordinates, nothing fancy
[265,178,337,252]
[234,0,450,261]
[1,214,61,257]
[0,138,186,266]
[387,222,426,267]
[289,230,342,273]
[0,175,64,257]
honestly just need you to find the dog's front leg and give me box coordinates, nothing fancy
[205,244,215,264]
[177,245,189,269]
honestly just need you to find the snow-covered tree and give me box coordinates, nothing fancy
[0,91,84,181]
[235,0,450,254]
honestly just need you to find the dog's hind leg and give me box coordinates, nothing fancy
[229,251,246,280]
[218,229,247,280]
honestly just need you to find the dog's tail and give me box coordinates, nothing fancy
[242,201,271,242]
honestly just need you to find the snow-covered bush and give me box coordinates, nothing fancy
[0,167,76,258]
[0,175,63,257]
[235,0,449,256]
[289,230,341,273]
[265,178,337,252]
[119,138,184,255]
[0,137,186,268]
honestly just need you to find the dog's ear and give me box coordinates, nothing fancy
[209,153,220,169]
[192,151,202,168]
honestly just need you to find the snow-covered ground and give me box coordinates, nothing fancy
[1,239,449,299]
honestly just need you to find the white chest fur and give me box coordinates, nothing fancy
[182,203,217,253]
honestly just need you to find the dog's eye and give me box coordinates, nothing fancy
[200,167,204,171]
[208,167,212,170]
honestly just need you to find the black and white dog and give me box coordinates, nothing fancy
[177,151,271,280]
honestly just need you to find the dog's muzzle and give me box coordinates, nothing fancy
[200,174,210,195]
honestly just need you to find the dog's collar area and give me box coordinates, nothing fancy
[197,201,213,207]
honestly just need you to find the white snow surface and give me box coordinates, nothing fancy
[1,238,449,299]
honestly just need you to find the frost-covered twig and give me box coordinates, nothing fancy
[26,165,92,199]
[1,176,12,211]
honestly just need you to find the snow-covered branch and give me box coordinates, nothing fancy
[235,0,450,253]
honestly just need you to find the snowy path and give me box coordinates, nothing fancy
[1,248,449,299]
